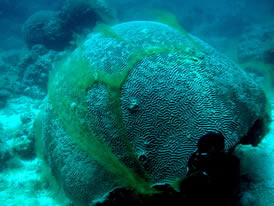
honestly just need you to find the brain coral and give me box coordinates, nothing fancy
[35,21,270,205]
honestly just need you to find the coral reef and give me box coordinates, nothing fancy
[59,0,99,32]
[35,21,269,205]
[16,47,59,98]
[0,46,59,106]
[21,49,56,93]
[22,0,116,51]
[23,10,71,51]
[0,94,65,205]
[0,64,18,108]
[0,108,36,161]
[0,137,12,171]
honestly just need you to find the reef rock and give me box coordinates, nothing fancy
[23,0,116,51]
[23,10,70,51]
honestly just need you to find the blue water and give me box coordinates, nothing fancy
[0,0,273,206]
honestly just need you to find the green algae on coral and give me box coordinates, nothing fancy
[48,48,156,195]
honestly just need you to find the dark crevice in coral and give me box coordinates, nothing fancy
[240,118,270,146]
[96,132,241,206]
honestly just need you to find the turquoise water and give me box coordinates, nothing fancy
[0,1,273,205]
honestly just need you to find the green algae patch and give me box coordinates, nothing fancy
[47,48,156,195]
[93,23,125,41]
[149,9,202,52]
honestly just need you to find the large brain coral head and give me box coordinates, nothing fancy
[41,21,269,204]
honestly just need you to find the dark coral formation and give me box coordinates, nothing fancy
[0,47,57,104]
[96,132,241,206]
[19,47,57,95]
[15,48,57,98]
[22,10,71,51]
[59,0,98,33]
[22,0,115,51]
